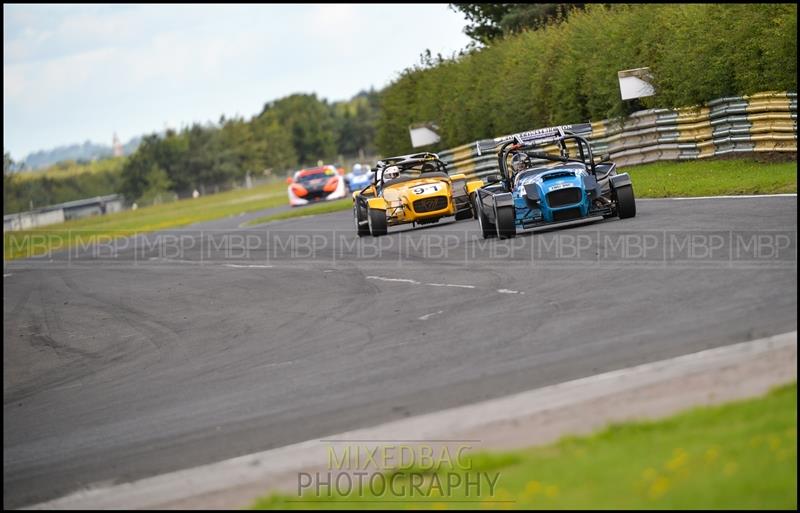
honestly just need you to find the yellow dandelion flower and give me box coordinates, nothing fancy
[665,448,688,472]
[648,477,670,499]
[768,435,782,451]
[524,481,541,496]
[432,502,448,510]
[545,485,559,498]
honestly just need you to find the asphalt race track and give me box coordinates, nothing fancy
[3,196,797,508]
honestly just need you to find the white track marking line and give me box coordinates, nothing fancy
[366,276,421,285]
[641,193,796,201]
[367,275,519,294]
[424,282,476,289]
[418,310,444,320]
[223,264,273,269]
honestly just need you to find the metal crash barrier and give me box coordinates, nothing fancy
[438,91,797,179]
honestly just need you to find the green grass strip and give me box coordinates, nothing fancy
[4,181,287,260]
[253,382,797,510]
[244,199,353,226]
[625,158,796,197]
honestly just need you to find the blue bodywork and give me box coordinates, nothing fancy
[511,163,605,228]
[346,171,373,192]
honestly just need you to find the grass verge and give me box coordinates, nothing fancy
[4,181,286,260]
[244,199,353,227]
[625,158,796,197]
[253,382,797,510]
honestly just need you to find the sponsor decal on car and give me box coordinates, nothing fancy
[548,182,573,191]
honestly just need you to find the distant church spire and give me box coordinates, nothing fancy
[112,132,123,157]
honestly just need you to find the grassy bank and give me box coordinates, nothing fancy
[4,180,286,260]
[253,382,797,509]
[625,158,797,197]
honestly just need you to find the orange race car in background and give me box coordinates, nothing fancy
[286,165,348,206]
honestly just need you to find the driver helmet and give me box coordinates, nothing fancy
[352,163,362,175]
[511,152,531,173]
[382,165,400,181]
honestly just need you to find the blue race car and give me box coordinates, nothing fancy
[473,124,636,239]
[345,163,374,193]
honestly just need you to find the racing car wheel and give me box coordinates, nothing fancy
[495,204,516,239]
[475,195,496,239]
[354,203,370,237]
[614,185,636,219]
[367,207,388,236]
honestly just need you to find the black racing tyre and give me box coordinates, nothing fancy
[475,195,496,239]
[469,192,478,220]
[615,185,636,219]
[354,203,370,237]
[454,200,473,221]
[367,207,388,236]
[495,205,516,239]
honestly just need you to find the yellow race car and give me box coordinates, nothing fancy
[353,152,484,237]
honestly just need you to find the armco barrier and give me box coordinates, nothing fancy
[438,91,797,180]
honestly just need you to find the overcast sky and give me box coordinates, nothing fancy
[3,4,472,159]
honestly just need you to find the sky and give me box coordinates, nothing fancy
[3,4,472,159]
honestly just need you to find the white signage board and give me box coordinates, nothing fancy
[409,124,441,148]
[618,67,655,100]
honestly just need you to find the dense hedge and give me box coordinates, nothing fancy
[377,4,797,156]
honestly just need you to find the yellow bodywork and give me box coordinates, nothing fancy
[354,175,484,226]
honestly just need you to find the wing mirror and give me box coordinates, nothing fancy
[484,174,502,185]
[598,153,611,163]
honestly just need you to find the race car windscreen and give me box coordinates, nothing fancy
[505,137,588,175]
[296,169,335,183]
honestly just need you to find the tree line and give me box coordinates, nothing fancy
[4,90,380,212]
[120,90,380,202]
